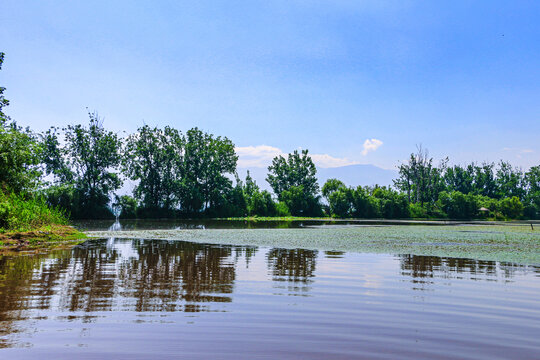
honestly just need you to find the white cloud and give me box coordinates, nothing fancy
[502,147,535,155]
[235,145,283,167]
[500,147,537,160]
[235,145,360,169]
[361,138,383,156]
[310,154,359,168]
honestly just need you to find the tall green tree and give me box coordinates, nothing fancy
[123,125,184,215]
[523,165,540,219]
[322,179,351,217]
[266,149,321,216]
[0,124,42,193]
[243,171,276,216]
[0,53,9,124]
[0,53,42,193]
[181,128,237,215]
[394,146,445,207]
[470,162,498,197]
[350,186,379,218]
[496,161,525,200]
[443,164,474,194]
[42,112,122,218]
[266,149,319,198]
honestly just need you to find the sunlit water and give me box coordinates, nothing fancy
[1,226,539,359]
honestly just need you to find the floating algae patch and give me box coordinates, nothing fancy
[86,225,540,265]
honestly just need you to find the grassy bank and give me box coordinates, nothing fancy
[0,224,87,252]
[0,192,87,251]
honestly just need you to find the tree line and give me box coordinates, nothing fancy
[29,116,540,220]
[324,146,539,220]
[1,53,539,222]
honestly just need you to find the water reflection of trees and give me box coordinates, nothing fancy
[399,255,539,282]
[324,250,345,259]
[266,248,318,284]
[0,240,259,341]
[115,240,240,311]
[0,241,262,347]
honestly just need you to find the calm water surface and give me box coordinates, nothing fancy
[1,229,539,359]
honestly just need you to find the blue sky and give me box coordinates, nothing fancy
[1,0,539,170]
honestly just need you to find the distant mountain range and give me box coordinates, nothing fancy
[237,164,398,192]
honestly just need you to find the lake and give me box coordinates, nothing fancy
[1,220,539,359]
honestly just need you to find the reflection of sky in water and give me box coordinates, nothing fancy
[111,238,139,260]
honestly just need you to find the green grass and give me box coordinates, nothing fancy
[0,224,87,251]
[0,191,87,251]
[0,191,68,232]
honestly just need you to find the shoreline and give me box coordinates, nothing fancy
[219,216,540,226]
[0,224,88,253]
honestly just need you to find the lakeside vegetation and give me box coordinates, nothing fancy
[0,53,86,249]
[1,52,539,235]
[41,122,540,221]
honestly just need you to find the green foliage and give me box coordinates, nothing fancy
[328,189,352,218]
[443,163,499,198]
[0,53,9,123]
[0,54,42,194]
[321,178,346,198]
[0,191,67,231]
[524,165,540,194]
[391,145,540,219]
[499,196,524,219]
[437,191,478,219]
[42,112,122,219]
[181,127,238,215]
[471,163,498,198]
[443,164,474,194]
[267,149,319,199]
[0,53,67,234]
[252,190,277,216]
[523,166,540,219]
[373,186,410,219]
[280,185,322,217]
[322,179,351,217]
[40,184,78,218]
[394,145,445,207]
[242,172,277,216]
[496,161,525,199]
[267,149,321,215]
[409,203,428,218]
[0,122,43,193]
[275,201,291,217]
[350,186,380,218]
[209,179,246,218]
[123,125,239,217]
[114,195,138,219]
[123,125,183,213]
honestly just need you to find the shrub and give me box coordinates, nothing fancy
[275,202,291,217]
[409,203,428,218]
[499,196,524,219]
[437,191,479,219]
[0,191,67,231]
